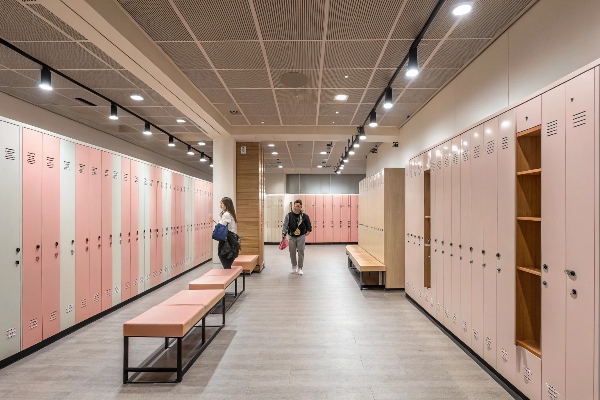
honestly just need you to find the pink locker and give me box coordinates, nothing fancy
[541,84,567,397]
[323,195,333,242]
[482,117,499,367]
[350,195,358,242]
[156,168,163,279]
[87,148,102,316]
[100,152,112,310]
[459,130,472,346]
[41,134,60,339]
[427,154,437,314]
[470,125,485,357]
[332,195,342,242]
[149,167,158,285]
[433,145,444,322]
[179,175,184,271]
[340,195,350,242]
[304,195,315,243]
[314,195,324,242]
[516,96,541,134]
[22,128,43,348]
[516,347,542,400]
[200,180,206,260]
[564,69,595,400]
[74,144,90,324]
[496,110,517,384]
[120,158,131,301]
[442,142,452,328]
[171,173,177,274]
[130,161,139,296]
[450,137,461,337]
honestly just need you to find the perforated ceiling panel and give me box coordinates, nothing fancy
[254,0,325,41]
[117,0,193,41]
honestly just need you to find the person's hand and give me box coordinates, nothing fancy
[306,231,311,236]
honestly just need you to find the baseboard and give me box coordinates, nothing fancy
[405,294,527,400]
[264,242,359,245]
[0,258,212,371]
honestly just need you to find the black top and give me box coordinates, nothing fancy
[285,211,312,237]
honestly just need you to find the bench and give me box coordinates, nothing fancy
[233,254,259,275]
[346,245,386,289]
[123,289,225,383]
[189,266,244,312]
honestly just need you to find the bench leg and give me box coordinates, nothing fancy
[123,336,129,384]
[243,272,245,292]
[235,277,238,297]
[165,337,169,350]
[222,296,226,325]
[176,338,183,382]
[202,317,206,344]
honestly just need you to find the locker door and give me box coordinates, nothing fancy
[143,166,150,288]
[324,195,333,242]
[304,195,314,243]
[470,125,485,356]
[340,195,350,242]
[120,158,131,301]
[315,195,324,242]
[22,128,43,348]
[460,130,472,346]
[74,144,90,324]
[450,137,461,337]
[332,195,341,242]
[41,134,60,339]
[150,167,158,286]
[0,121,22,359]
[434,146,444,322]
[350,194,358,242]
[156,168,163,279]
[111,154,122,305]
[482,117,499,367]
[162,171,170,278]
[100,152,112,310]
[170,173,177,277]
[88,148,102,317]
[428,156,437,314]
[496,110,517,385]
[565,70,595,400]
[130,161,139,294]
[540,84,566,398]
[442,142,452,328]
[59,139,75,331]
[137,163,146,294]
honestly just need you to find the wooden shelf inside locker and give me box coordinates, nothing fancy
[517,217,541,222]
[516,265,542,276]
[516,339,541,358]
[516,168,541,176]
[424,216,431,219]
[516,125,542,137]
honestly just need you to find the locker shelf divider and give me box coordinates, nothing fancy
[516,168,541,176]
[516,125,542,137]
[516,339,541,358]
[516,217,541,222]
[516,265,542,276]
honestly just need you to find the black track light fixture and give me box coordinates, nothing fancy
[187,145,194,155]
[383,86,393,109]
[168,136,175,147]
[200,153,206,162]
[39,66,52,91]
[143,121,152,135]
[110,103,118,120]
[359,126,366,140]
[406,46,419,77]
[369,111,377,127]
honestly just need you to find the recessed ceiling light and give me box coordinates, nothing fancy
[334,94,348,101]
[198,141,205,146]
[39,66,52,91]
[130,94,144,101]
[278,165,283,168]
[268,144,275,147]
[317,165,323,168]
[452,3,473,16]
[272,152,278,155]
[261,121,265,124]
[344,75,349,79]
[349,150,355,155]
[176,119,186,123]
[335,111,339,114]
[320,151,327,155]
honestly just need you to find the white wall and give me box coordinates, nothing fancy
[367,0,600,174]
[265,173,286,194]
[0,92,212,181]
[212,136,237,264]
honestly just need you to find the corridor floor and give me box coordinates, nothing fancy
[0,245,514,399]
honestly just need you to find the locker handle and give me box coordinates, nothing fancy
[481,250,485,255]
[564,269,576,277]
[86,238,89,243]
[16,248,20,253]
[496,253,500,259]
[543,264,548,271]
[55,242,58,247]
[98,236,101,240]
[458,244,462,249]
[15,261,19,265]
[36,245,40,249]
[543,281,547,287]
[571,289,577,296]
[469,247,473,252]
[449,243,452,246]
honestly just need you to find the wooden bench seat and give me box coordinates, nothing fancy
[233,254,259,275]
[123,289,226,384]
[346,245,386,289]
[189,266,244,312]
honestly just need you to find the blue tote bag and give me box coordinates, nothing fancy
[212,223,229,241]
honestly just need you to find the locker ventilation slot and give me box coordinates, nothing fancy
[81,299,87,308]
[29,318,38,329]
[501,136,509,149]
[452,153,459,165]
[105,289,111,297]
[124,173,129,181]
[104,169,109,177]
[462,321,467,331]
[473,145,481,158]
[114,286,120,294]
[573,111,586,128]
[462,150,469,162]
[5,148,15,160]
[79,164,85,174]
[46,157,55,168]
[546,120,558,136]
[63,161,71,171]
[27,152,36,164]
[472,328,479,340]
[452,313,457,323]
[523,366,532,382]
[437,160,442,170]
[486,140,495,155]
[91,167,97,176]
[65,304,73,313]
[113,171,118,179]
[6,328,16,339]
[485,337,492,349]
[444,157,450,168]
[546,384,558,400]
[501,348,508,362]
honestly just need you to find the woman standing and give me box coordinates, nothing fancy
[216,197,237,269]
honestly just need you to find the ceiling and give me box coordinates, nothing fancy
[0,0,535,174]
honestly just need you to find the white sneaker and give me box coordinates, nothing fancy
[291,265,298,274]
[298,268,303,276]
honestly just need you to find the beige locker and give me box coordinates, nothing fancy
[442,142,452,328]
[459,130,473,346]
[450,137,461,336]
[434,146,445,322]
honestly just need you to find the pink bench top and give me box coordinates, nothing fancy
[203,266,242,277]
[159,289,225,311]
[123,305,206,338]
[233,255,258,272]
[189,271,240,290]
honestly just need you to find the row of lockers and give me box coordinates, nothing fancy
[358,172,386,263]
[0,119,213,362]
[404,68,599,400]
[264,194,358,243]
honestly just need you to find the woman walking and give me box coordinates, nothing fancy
[216,197,237,269]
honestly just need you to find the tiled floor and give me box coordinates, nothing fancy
[0,245,514,399]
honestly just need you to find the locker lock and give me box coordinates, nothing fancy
[470,260,473,264]
[86,238,89,243]
[543,281,547,287]
[481,250,485,255]
[482,263,486,268]
[469,247,473,252]
[449,243,453,246]
[564,269,576,277]
[16,248,20,253]
[36,245,40,249]
[571,289,577,296]
[15,260,19,265]
[458,244,462,249]
[98,236,101,240]
[441,241,444,245]
[55,242,58,247]
[71,240,74,245]
[434,239,437,243]
[543,264,548,271]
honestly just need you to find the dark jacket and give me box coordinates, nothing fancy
[282,211,312,237]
